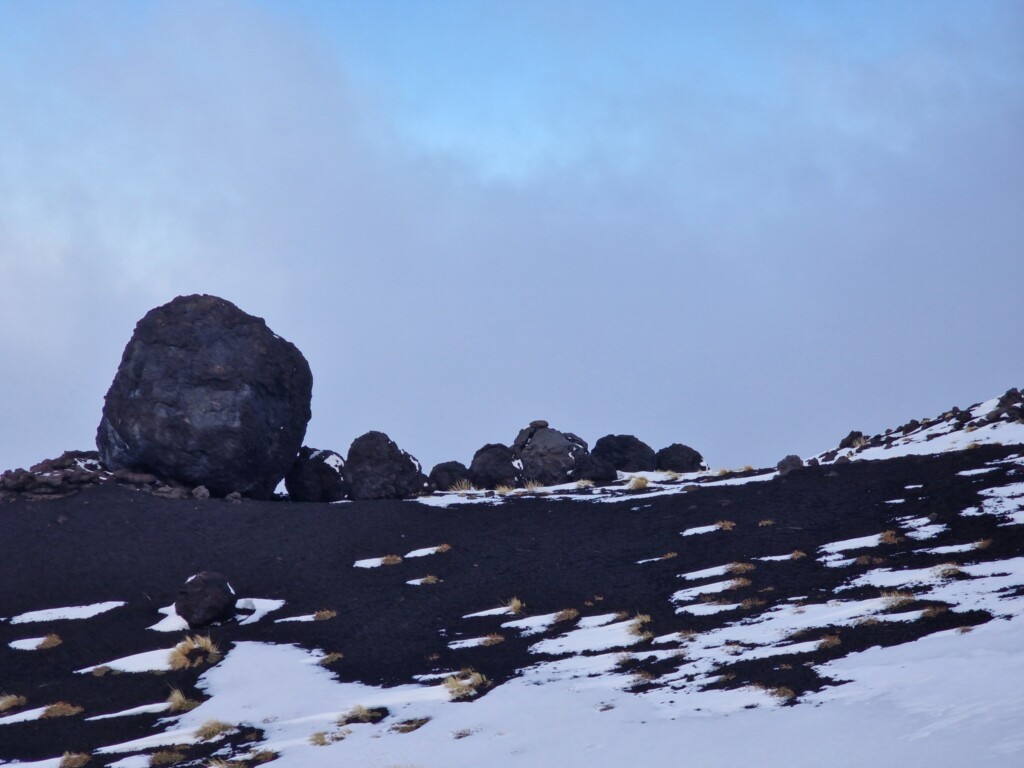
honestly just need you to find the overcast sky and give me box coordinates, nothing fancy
[1,0,1022,475]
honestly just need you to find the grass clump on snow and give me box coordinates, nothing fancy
[166,687,199,712]
[818,634,842,650]
[195,719,234,741]
[319,652,344,666]
[444,668,490,700]
[554,608,580,623]
[148,751,186,766]
[494,484,515,495]
[880,529,904,545]
[716,520,736,531]
[482,633,505,646]
[790,550,807,560]
[726,562,756,574]
[338,704,388,725]
[169,634,221,670]
[37,633,63,650]
[449,479,475,492]
[313,609,337,621]
[381,554,403,566]
[504,596,525,614]
[627,476,649,491]
[882,590,916,609]
[392,717,431,734]
[0,694,27,713]
[628,614,653,640]
[59,753,90,768]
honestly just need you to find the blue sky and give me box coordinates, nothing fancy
[1,1,1022,474]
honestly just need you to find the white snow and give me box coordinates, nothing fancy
[148,604,189,632]
[76,647,176,674]
[820,533,884,553]
[463,606,513,618]
[8,637,47,651]
[680,524,720,537]
[0,706,48,726]
[86,702,169,720]
[405,545,448,558]
[9,601,124,624]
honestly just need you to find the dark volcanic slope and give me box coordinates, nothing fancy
[2,444,1023,762]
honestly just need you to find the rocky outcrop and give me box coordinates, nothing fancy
[343,431,429,500]
[468,443,523,490]
[777,454,805,475]
[96,295,312,499]
[592,435,656,472]
[174,571,237,627]
[655,443,707,473]
[429,461,471,492]
[571,453,618,483]
[512,420,589,486]
[285,447,348,502]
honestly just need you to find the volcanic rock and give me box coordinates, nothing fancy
[468,443,524,490]
[512,423,589,487]
[429,461,471,492]
[96,295,312,499]
[777,454,805,475]
[655,443,707,473]
[344,431,429,500]
[174,570,237,628]
[571,453,618,483]
[592,434,656,472]
[286,447,348,503]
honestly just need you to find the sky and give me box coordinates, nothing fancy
[1,0,1022,475]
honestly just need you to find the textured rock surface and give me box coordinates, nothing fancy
[655,443,707,473]
[512,423,589,486]
[428,461,471,492]
[96,295,312,499]
[468,443,523,490]
[777,454,805,475]
[343,431,429,500]
[286,447,348,502]
[591,434,656,472]
[571,452,618,483]
[174,570,237,627]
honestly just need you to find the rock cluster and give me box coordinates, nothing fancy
[96,295,313,500]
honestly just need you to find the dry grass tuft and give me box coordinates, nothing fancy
[524,479,546,492]
[206,761,246,768]
[818,634,841,650]
[727,562,756,574]
[922,605,949,618]
[856,616,881,626]
[449,479,475,492]
[494,484,515,495]
[728,577,752,590]
[575,479,595,489]
[957,625,974,634]
[716,468,730,476]
[882,590,916,609]
[392,717,431,734]
[554,608,580,623]
[418,574,440,585]
[339,704,387,725]
[628,614,652,636]
[504,596,525,614]
[770,686,797,700]
[716,520,736,531]
[758,519,775,527]
[677,629,697,641]
[444,668,490,700]
[381,554,403,566]
[975,538,992,550]
[37,633,63,650]
[195,719,233,741]
[627,476,649,491]
[664,470,681,481]
[880,529,904,545]
[319,652,344,666]
[435,543,452,553]
[90,666,113,677]
[41,702,83,718]
[251,751,279,764]
[314,609,338,621]
[740,597,767,610]
[59,753,90,768]
[660,551,678,560]
[148,751,186,766]
[741,465,755,472]
[790,550,807,560]
[166,687,199,713]
[0,694,27,713]
[169,634,221,670]
[481,633,505,646]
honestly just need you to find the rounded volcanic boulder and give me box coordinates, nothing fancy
[655,443,707,473]
[571,452,618,483]
[285,447,348,502]
[175,571,237,628]
[96,295,312,499]
[512,421,589,487]
[429,461,471,492]
[468,443,523,490]
[591,434,656,472]
[343,431,429,500]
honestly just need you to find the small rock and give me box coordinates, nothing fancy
[191,485,211,500]
[777,455,804,476]
[175,571,237,627]
[225,491,243,504]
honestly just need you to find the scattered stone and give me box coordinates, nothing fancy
[286,447,348,503]
[191,485,211,500]
[429,461,471,492]
[96,294,313,499]
[344,432,429,500]
[592,435,656,472]
[655,444,707,473]
[468,443,524,490]
[512,423,589,487]
[838,430,865,450]
[175,571,237,627]
[777,455,805,475]
[225,491,243,504]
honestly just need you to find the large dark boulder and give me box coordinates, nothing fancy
[512,421,589,486]
[468,443,523,490]
[429,461,471,492]
[96,295,312,499]
[285,447,348,502]
[655,443,707,473]
[571,452,618,483]
[777,454,805,476]
[592,434,656,472]
[175,571,237,628]
[343,431,429,500]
